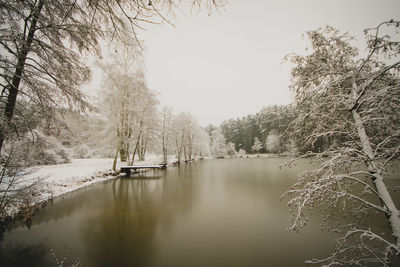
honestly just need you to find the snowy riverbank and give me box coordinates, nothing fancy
[4,154,171,219]
[21,158,117,202]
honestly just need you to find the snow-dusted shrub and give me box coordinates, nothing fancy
[7,133,72,166]
[226,142,236,158]
[42,135,72,164]
[265,132,280,154]
[39,149,61,165]
[56,146,72,163]
[237,149,246,157]
[88,147,114,158]
[73,144,91,159]
[40,148,71,165]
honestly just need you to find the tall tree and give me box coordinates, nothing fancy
[251,137,262,157]
[194,126,210,158]
[226,142,236,158]
[98,39,144,166]
[284,22,400,265]
[265,131,280,154]
[210,126,226,158]
[171,112,204,162]
[160,106,173,164]
[133,92,159,162]
[172,112,187,164]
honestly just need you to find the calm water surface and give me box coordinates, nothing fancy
[0,158,397,266]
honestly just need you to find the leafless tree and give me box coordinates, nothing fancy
[160,106,173,164]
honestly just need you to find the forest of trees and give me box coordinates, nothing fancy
[217,104,297,155]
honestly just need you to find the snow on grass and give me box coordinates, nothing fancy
[23,158,114,186]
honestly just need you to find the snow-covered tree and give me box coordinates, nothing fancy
[97,39,144,168]
[194,127,211,158]
[219,105,297,154]
[182,114,196,161]
[59,111,111,158]
[172,112,206,162]
[251,137,262,157]
[131,92,159,163]
[226,142,236,158]
[98,37,159,168]
[160,106,174,164]
[172,113,186,164]
[265,131,280,154]
[210,127,226,158]
[237,148,246,157]
[283,22,400,265]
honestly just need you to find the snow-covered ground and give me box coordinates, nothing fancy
[21,158,116,201]
[4,154,172,217]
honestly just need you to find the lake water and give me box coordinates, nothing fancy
[0,158,397,266]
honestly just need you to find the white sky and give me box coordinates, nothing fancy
[89,0,400,126]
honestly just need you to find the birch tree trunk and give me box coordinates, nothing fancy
[140,129,149,161]
[176,132,184,164]
[352,109,400,246]
[129,121,144,166]
[161,110,169,165]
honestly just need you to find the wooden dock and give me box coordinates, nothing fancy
[120,164,167,177]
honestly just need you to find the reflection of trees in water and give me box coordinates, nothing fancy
[0,243,49,267]
[80,165,199,267]
[0,165,200,267]
[5,182,115,232]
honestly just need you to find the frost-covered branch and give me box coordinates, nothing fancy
[306,229,400,266]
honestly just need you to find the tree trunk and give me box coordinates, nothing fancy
[126,149,130,164]
[130,137,140,166]
[119,147,127,162]
[352,109,400,246]
[163,147,168,165]
[140,129,149,161]
[139,134,145,161]
[162,114,168,164]
[129,121,143,166]
[176,132,184,164]
[187,133,193,160]
[0,0,44,155]
[119,105,127,162]
[112,146,119,172]
[183,137,187,161]
[162,134,167,164]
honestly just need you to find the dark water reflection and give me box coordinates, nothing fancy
[1,158,397,266]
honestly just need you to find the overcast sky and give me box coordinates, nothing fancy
[96,0,400,126]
